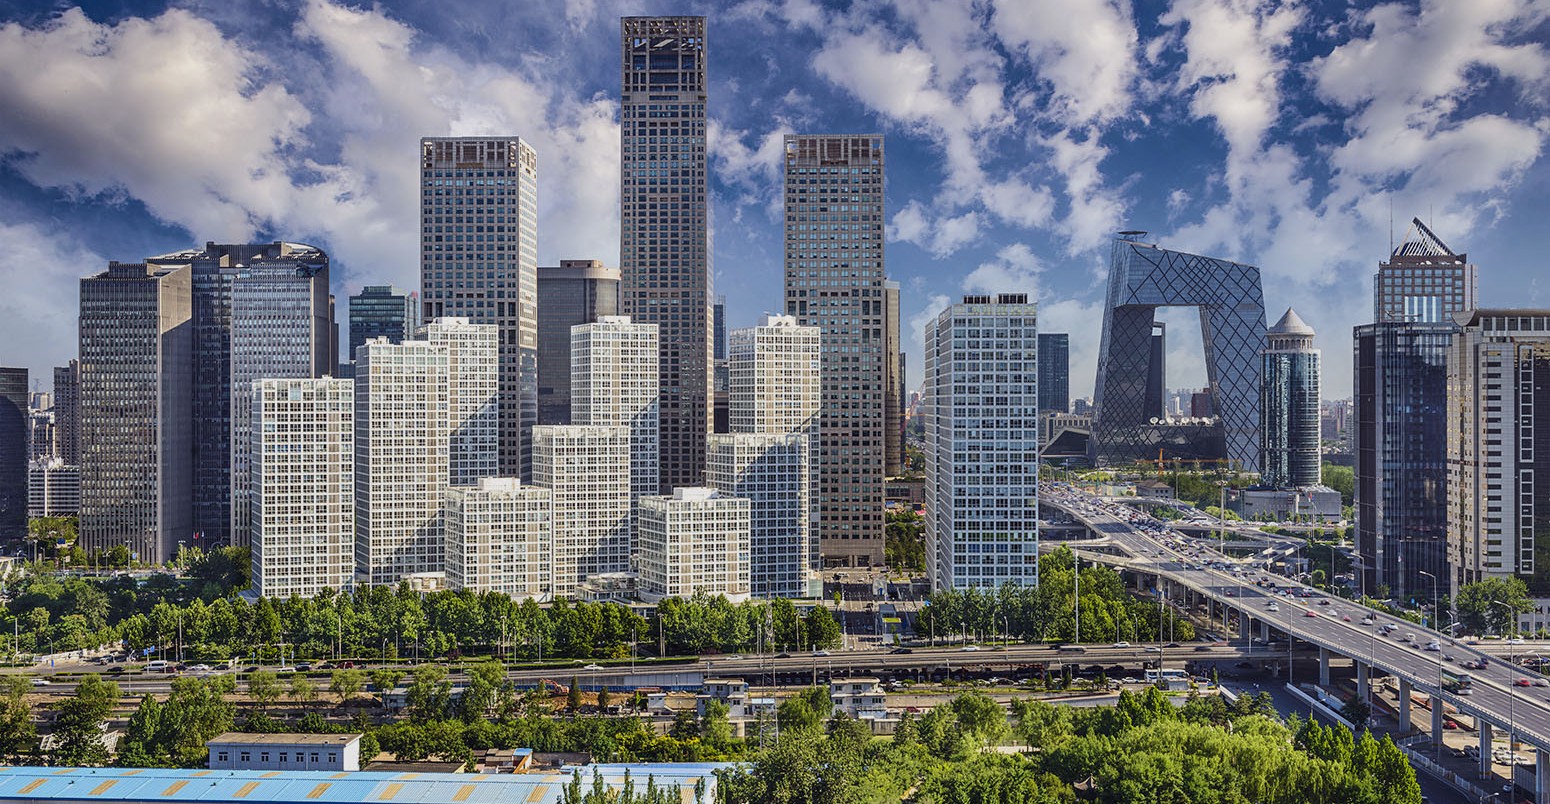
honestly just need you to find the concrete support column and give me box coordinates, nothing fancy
[1356,662,1369,706]
[1318,647,1331,687]
[1481,721,1493,778]
[1239,613,1251,640]
[1430,696,1443,756]
[1537,748,1549,804]
[1260,620,1270,642]
[1397,678,1411,732]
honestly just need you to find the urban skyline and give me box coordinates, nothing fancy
[0,2,1544,406]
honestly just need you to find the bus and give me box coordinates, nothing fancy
[1145,668,1188,683]
[1442,671,1474,695]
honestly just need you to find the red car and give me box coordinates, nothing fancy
[1515,678,1533,687]
[1304,610,1318,618]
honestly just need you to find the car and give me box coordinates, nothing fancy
[106,666,124,675]
[189,664,212,672]
[888,647,914,655]
[1266,602,1280,612]
[1515,678,1533,687]
[1112,641,1131,648]
[29,678,48,686]
[1342,616,1352,622]
[814,650,832,656]
[1508,638,1526,645]
[582,664,605,671]
[958,646,980,652]
[1144,646,1161,653]
[241,666,259,673]
[1361,617,1375,625]
[728,655,745,661]
[776,653,791,659]
[1425,641,1441,651]
[1164,642,1181,649]
[1535,679,1548,688]
[1318,599,1331,606]
[1442,654,1455,662]
[1304,610,1318,617]
[1193,645,1212,652]
[294,663,312,672]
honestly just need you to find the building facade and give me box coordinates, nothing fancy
[1446,310,1550,598]
[250,378,354,598]
[532,425,630,596]
[28,460,79,518]
[419,137,539,479]
[1260,308,1321,489]
[445,477,552,600]
[924,294,1041,591]
[782,134,888,567]
[1091,235,1266,470]
[706,432,811,598]
[52,361,79,466]
[570,316,660,516]
[354,339,449,586]
[0,368,27,538]
[536,260,619,425]
[424,318,500,487]
[1374,218,1478,324]
[348,285,418,363]
[883,280,905,476]
[637,487,750,602]
[620,16,711,493]
[1037,333,1070,415]
[207,733,362,772]
[78,262,193,564]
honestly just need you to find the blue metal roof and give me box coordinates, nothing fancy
[0,764,726,804]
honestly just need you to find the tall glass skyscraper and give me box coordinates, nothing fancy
[1037,333,1069,415]
[348,285,418,362]
[419,136,539,479]
[620,16,711,493]
[0,367,27,539]
[1259,308,1320,489]
[783,134,888,567]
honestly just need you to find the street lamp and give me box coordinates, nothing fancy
[1492,600,1519,763]
[1417,569,1443,760]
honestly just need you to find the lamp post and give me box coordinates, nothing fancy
[1492,600,1518,761]
[1418,569,1443,759]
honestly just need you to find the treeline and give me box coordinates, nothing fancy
[2,569,843,661]
[916,546,1196,644]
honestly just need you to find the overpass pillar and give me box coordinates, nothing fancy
[1537,748,1549,804]
[1259,620,1270,642]
[1397,677,1411,732]
[1430,695,1443,758]
[1355,662,1369,710]
[1480,721,1493,778]
[1318,647,1330,687]
[1239,612,1251,641]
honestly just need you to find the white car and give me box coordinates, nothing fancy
[582,664,604,671]
[29,678,48,687]
[959,645,981,652]
[1267,603,1280,612]
[1113,641,1131,648]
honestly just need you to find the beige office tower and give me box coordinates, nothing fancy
[424,318,499,487]
[883,279,904,476]
[78,262,192,564]
[620,17,711,493]
[706,433,810,598]
[250,378,354,598]
[637,487,750,602]
[419,137,539,479]
[728,315,822,436]
[570,316,660,516]
[354,339,450,586]
[782,134,888,567]
[532,425,631,596]
[445,478,552,600]
[1446,310,1550,600]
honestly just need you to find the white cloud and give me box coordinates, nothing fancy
[707,118,792,216]
[0,221,101,383]
[888,202,983,258]
[989,0,1138,125]
[1035,298,1107,400]
[963,242,1044,295]
[905,292,953,371]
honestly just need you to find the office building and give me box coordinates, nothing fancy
[424,318,500,487]
[250,378,354,598]
[714,296,729,434]
[0,368,26,538]
[52,361,78,466]
[620,16,711,492]
[637,487,750,602]
[923,294,1041,591]
[354,339,449,586]
[26,409,52,465]
[782,134,888,567]
[1091,234,1266,469]
[728,315,822,437]
[532,425,630,596]
[1353,320,1455,601]
[1190,390,1214,418]
[445,477,552,600]
[569,316,659,515]
[28,459,79,518]
[536,260,619,425]
[420,136,539,479]
[1260,308,1321,489]
[207,733,362,772]
[1374,217,1478,324]
[883,280,904,475]
[1447,310,1550,598]
[348,285,418,361]
[78,262,192,563]
[1146,323,1167,421]
[1037,333,1069,415]
[707,432,811,598]
[228,258,334,546]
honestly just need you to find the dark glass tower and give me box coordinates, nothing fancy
[0,367,27,539]
[621,16,711,492]
[348,285,418,362]
[1037,333,1069,414]
[1260,308,1320,488]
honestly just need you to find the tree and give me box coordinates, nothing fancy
[371,669,404,705]
[597,686,612,712]
[1340,697,1372,727]
[950,692,1009,747]
[702,699,733,752]
[1456,577,1532,635]
[406,666,451,721]
[330,669,365,706]
[0,675,39,762]
[50,674,119,766]
[1322,463,1355,507]
[459,660,504,722]
[290,676,317,707]
[248,670,280,710]
[802,607,841,650]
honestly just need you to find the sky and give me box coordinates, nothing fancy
[0,0,1546,402]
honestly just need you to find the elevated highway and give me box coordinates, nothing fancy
[1044,483,1550,802]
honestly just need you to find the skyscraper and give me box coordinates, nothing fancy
[783,134,888,567]
[713,296,729,434]
[0,367,26,539]
[883,280,904,476]
[445,477,552,600]
[420,136,539,479]
[354,339,449,585]
[1374,218,1479,324]
[52,361,78,466]
[620,16,711,493]
[1260,309,1321,489]
[250,377,354,598]
[1447,310,1550,599]
[348,285,418,362]
[536,260,619,425]
[727,315,821,437]
[78,262,193,563]
[1036,333,1070,415]
[924,294,1040,591]
[532,424,631,596]
[637,487,750,603]
[570,316,660,517]
[425,318,500,487]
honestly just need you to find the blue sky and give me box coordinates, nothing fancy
[0,0,1546,400]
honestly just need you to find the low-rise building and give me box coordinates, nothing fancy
[830,677,887,720]
[698,678,750,718]
[207,733,361,772]
[27,460,79,517]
